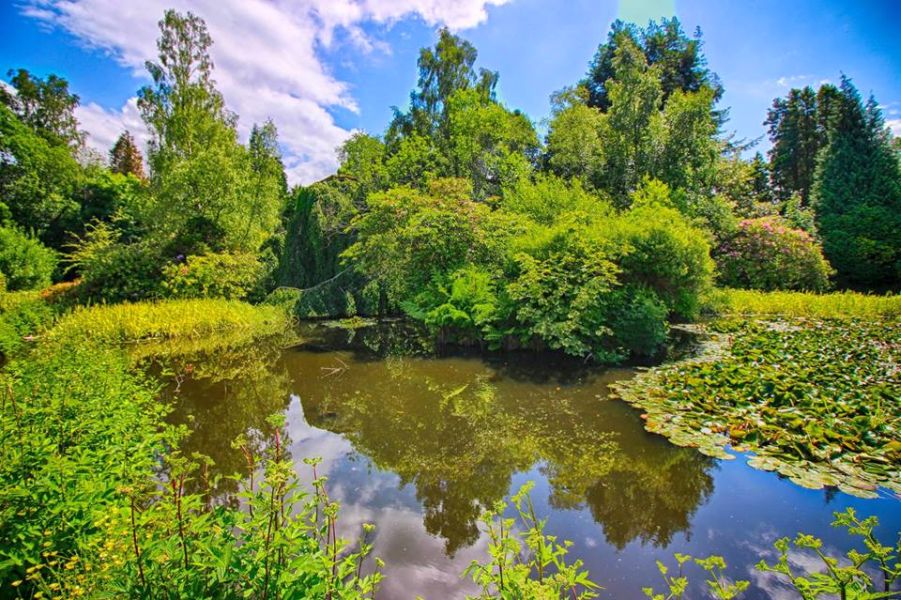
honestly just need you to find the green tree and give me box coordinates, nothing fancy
[812,77,901,289]
[337,132,387,200]
[390,27,498,144]
[765,86,821,203]
[2,68,84,148]
[138,10,280,254]
[444,88,538,198]
[544,87,605,184]
[109,130,146,180]
[583,18,722,112]
[0,103,81,248]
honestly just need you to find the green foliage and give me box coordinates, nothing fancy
[0,344,169,589]
[343,178,490,302]
[0,103,81,249]
[611,184,716,317]
[444,88,538,198]
[715,217,833,292]
[470,488,897,600]
[346,176,713,362]
[643,554,748,600]
[0,226,56,291]
[2,68,84,148]
[614,318,901,497]
[465,483,600,599]
[337,132,388,199]
[716,288,901,319]
[757,508,900,599]
[65,222,163,302]
[403,265,499,343]
[505,228,623,360]
[139,10,285,254]
[162,252,267,301]
[0,290,55,357]
[0,334,381,598]
[583,18,722,112]
[812,77,901,290]
[47,298,288,346]
[765,85,831,203]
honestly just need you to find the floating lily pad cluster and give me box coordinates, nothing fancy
[612,318,900,498]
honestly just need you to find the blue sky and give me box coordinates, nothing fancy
[1,0,899,183]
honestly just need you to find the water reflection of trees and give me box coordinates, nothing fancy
[297,351,716,555]
[153,334,293,495]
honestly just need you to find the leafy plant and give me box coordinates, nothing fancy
[613,317,901,496]
[757,508,900,599]
[161,251,267,301]
[464,482,600,599]
[0,226,56,291]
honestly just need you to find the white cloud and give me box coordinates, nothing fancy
[887,118,901,137]
[75,97,148,158]
[20,0,511,184]
[776,74,811,87]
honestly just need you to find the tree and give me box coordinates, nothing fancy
[812,76,901,289]
[583,18,722,112]
[0,104,81,248]
[138,10,279,254]
[109,131,146,180]
[393,27,498,143]
[765,86,821,202]
[597,33,664,205]
[544,86,605,185]
[2,69,84,148]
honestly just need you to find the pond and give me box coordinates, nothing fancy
[163,322,900,599]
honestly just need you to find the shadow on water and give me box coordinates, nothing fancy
[158,320,900,600]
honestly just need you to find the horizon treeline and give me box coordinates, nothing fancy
[1,9,899,359]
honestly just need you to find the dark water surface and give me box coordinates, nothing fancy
[165,323,900,600]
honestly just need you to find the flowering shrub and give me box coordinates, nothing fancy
[715,217,832,292]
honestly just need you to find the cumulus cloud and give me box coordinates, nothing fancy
[887,118,901,137]
[776,74,811,87]
[20,0,511,183]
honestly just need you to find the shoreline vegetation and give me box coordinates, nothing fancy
[1,4,899,599]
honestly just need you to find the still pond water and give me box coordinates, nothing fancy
[164,323,900,600]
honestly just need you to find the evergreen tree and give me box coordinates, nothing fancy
[583,18,722,112]
[812,76,901,289]
[109,131,146,180]
[764,86,820,203]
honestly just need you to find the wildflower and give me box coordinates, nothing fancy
[11,580,22,587]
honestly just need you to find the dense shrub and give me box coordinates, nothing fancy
[0,226,56,291]
[505,229,623,360]
[345,177,715,362]
[162,252,266,300]
[715,217,833,291]
[609,189,716,318]
[66,223,162,302]
[403,265,500,343]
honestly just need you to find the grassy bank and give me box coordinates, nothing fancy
[47,298,290,345]
[715,288,901,319]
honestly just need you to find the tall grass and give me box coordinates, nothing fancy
[48,298,291,345]
[715,289,900,319]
